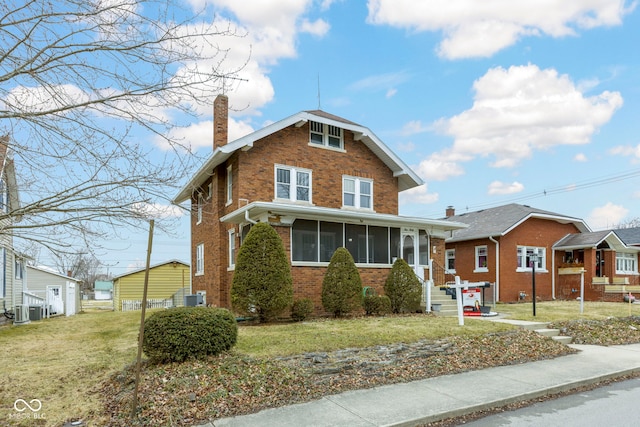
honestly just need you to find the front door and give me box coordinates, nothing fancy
[401,228,425,279]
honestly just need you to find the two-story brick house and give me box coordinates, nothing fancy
[173,95,466,313]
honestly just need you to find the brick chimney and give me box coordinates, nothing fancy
[213,94,228,150]
[445,206,455,218]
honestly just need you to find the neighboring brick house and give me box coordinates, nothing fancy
[173,95,466,314]
[554,228,640,301]
[443,204,590,303]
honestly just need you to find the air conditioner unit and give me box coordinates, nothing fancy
[13,304,30,325]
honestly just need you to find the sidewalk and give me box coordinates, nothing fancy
[197,342,640,427]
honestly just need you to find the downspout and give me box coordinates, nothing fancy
[551,247,556,300]
[489,236,499,304]
[244,209,257,224]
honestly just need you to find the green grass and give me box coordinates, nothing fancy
[1,300,638,426]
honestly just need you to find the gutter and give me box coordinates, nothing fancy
[489,236,499,304]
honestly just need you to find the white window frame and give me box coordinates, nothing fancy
[274,165,312,203]
[195,243,204,276]
[228,229,236,268]
[15,259,23,280]
[197,194,203,225]
[342,176,373,210]
[446,249,456,273]
[616,252,638,274]
[516,246,547,272]
[474,245,488,272]
[226,165,233,206]
[309,120,343,149]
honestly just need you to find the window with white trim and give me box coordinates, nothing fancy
[616,252,637,274]
[516,246,546,271]
[15,259,23,280]
[195,244,204,275]
[475,245,488,271]
[228,229,236,267]
[197,194,203,224]
[309,121,343,149]
[275,165,311,203]
[343,176,373,209]
[446,249,456,272]
[226,165,233,205]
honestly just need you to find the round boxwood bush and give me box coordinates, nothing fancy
[142,306,238,364]
[363,295,391,316]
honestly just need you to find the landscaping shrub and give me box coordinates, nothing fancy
[231,222,293,322]
[322,247,363,317]
[363,295,391,316]
[142,307,237,364]
[384,258,422,313]
[291,298,314,322]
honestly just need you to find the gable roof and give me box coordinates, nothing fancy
[26,265,82,283]
[553,230,626,251]
[173,110,423,204]
[613,227,640,246]
[444,203,590,242]
[112,259,189,280]
[94,280,113,291]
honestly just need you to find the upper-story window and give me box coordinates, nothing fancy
[197,193,203,224]
[195,243,204,275]
[309,121,343,149]
[275,165,311,203]
[343,176,372,209]
[226,165,233,205]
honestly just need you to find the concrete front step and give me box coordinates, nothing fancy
[551,335,573,344]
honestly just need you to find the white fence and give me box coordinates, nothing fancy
[121,298,173,312]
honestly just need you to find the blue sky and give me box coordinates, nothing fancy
[77,0,640,275]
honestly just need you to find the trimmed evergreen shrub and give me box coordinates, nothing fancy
[384,258,423,313]
[142,307,237,364]
[363,294,391,316]
[322,247,363,317]
[291,298,314,322]
[231,222,293,322]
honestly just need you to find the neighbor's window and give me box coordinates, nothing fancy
[195,244,204,275]
[516,246,545,271]
[15,259,23,280]
[309,121,343,149]
[275,165,311,203]
[343,176,373,209]
[616,252,637,274]
[446,249,456,272]
[475,245,488,271]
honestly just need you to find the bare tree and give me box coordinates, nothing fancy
[53,250,102,294]
[612,218,640,229]
[0,0,244,254]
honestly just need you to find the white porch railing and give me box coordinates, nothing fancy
[121,298,173,312]
[22,291,51,319]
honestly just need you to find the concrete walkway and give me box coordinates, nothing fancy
[196,328,640,427]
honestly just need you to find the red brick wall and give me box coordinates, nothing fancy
[446,218,581,302]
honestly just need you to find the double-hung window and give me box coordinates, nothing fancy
[197,194,203,224]
[475,246,488,272]
[343,176,372,209]
[446,249,456,272]
[309,121,343,149]
[226,165,233,205]
[616,252,637,274]
[275,165,311,203]
[516,246,546,271]
[228,229,236,268]
[195,244,204,275]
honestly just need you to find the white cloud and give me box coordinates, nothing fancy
[610,144,640,161]
[414,155,465,181]
[366,0,635,59]
[401,120,430,136]
[156,118,255,151]
[487,181,524,195]
[574,153,588,162]
[399,184,439,205]
[422,64,622,177]
[133,202,185,219]
[300,18,330,36]
[587,202,629,230]
[349,71,411,92]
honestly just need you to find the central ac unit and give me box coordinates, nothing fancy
[14,304,30,325]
